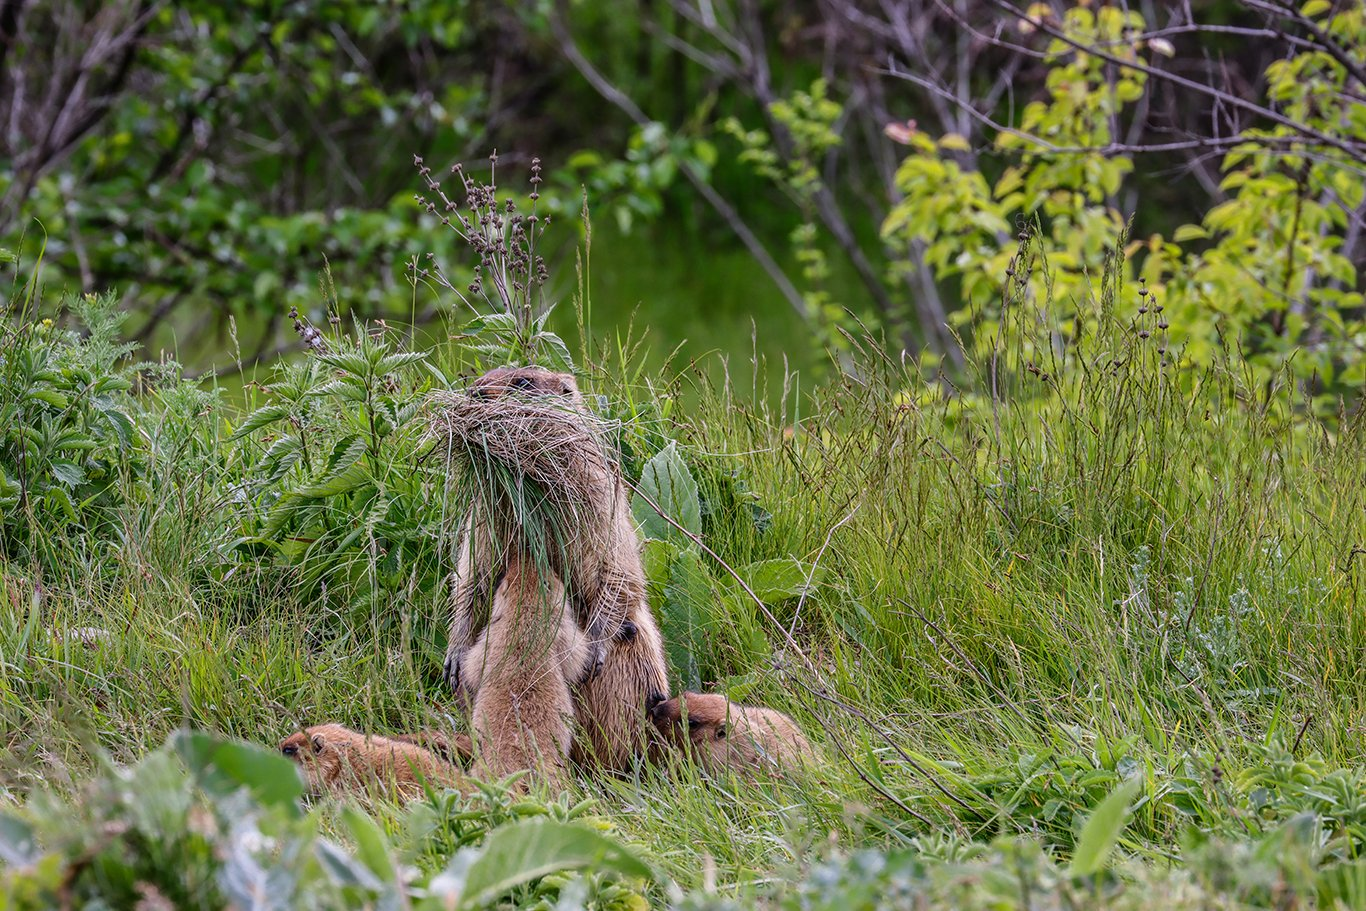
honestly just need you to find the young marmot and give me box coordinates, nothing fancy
[459,552,593,788]
[649,693,816,778]
[279,724,470,800]
[441,366,669,771]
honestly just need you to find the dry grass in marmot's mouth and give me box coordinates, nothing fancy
[425,388,626,562]
[427,390,619,504]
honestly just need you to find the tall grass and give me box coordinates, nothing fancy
[1,229,1364,907]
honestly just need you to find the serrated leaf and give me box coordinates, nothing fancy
[1068,778,1140,877]
[631,442,701,542]
[298,461,370,498]
[376,351,427,373]
[456,818,652,909]
[50,459,85,488]
[316,351,372,375]
[230,404,291,440]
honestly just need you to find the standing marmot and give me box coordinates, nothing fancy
[459,553,592,788]
[649,693,816,778]
[279,724,470,800]
[435,366,669,771]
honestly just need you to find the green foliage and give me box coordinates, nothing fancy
[881,4,1366,409]
[0,292,143,569]
[0,730,653,910]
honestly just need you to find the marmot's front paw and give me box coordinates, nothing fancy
[580,641,607,684]
[443,646,466,694]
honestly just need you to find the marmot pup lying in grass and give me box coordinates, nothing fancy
[280,724,470,800]
[649,693,816,778]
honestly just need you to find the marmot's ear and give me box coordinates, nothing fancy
[715,724,726,740]
[310,733,325,753]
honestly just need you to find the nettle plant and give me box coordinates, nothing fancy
[0,287,143,570]
[879,3,1365,411]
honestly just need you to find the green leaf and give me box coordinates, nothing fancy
[1172,224,1209,243]
[49,459,86,488]
[660,547,713,692]
[631,442,701,543]
[230,404,291,440]
[456,818,652,909]
[1301,0,1330,17]
[0,814,38,866]
[173,729,303,815]
[342,805,398,884]
[1068,778,1140,877]
[742,558,819,603]
[316,838,385,892]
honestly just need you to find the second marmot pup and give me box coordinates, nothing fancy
[649,693,816,778]
[279,724,469,800]
[460,552,593,789]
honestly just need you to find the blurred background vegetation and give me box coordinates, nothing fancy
[2,0,1362,405]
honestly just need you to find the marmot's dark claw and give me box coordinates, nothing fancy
[582,641,607,684]
[443,648,464,694]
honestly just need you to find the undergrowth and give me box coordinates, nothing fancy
[0,209,1364,909]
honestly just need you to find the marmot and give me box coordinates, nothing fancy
[649,693,816,778]
[279,724,470,800]
[459,552,592,788]
[389,729,474,765]
[437,366,669,771]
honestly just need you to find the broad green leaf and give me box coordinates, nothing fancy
[173,729,303,815]
[631,442,701,543]
[49,459,85,488]
[742,558,820,603]
[0,814,38,866]
[457,818,652,909]
[316,838,385,891]
[342,805,398,884]
[659,547,713,692]
[1068,778,1140,877]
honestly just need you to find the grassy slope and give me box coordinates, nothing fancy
[1,273,1364,905]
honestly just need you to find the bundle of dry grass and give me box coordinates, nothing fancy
[425,375,622,569]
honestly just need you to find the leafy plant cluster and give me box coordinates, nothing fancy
[875,3,1366,409]
[0,730,653,910]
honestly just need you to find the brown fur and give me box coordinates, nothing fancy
[649,693,816,778]
[279,724,470,800]
[442,366,669,771]
[389,729,474,765]
[460,553,592,788]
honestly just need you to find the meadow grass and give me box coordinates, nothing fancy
[1,241,1364,907]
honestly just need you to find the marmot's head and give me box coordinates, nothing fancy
[280,724,349,793]
[649,693,758,773]
[471,367,582,406]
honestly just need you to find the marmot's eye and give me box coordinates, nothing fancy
[686,718,700,730]
[282,745,298,757]
[514,376,535,391]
